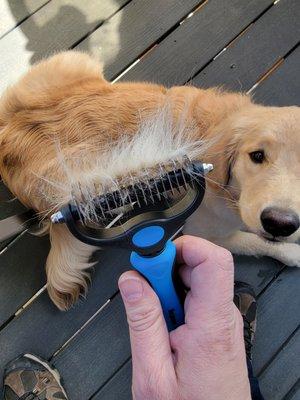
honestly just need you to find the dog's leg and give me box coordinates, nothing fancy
[214,230,300,267]
[46,224,97,310]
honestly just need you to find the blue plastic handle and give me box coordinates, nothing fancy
[130,239,184,331]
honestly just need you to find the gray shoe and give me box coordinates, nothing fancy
[3,354,68,400]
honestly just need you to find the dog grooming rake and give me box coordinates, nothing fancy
[50,159,212,331]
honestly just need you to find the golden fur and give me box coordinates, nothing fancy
[0,51,299,310]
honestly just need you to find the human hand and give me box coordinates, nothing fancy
[118,235,251,400]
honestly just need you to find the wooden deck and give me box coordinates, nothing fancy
[0,1,299,399]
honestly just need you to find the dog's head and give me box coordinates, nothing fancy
[225,105,300,243]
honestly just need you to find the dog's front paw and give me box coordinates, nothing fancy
[47,279,89,311]
[273,242,300,267]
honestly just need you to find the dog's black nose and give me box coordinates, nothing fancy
[261,207,300,237]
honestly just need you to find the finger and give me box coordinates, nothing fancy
[174,235,234,315]
[118,271,174,376]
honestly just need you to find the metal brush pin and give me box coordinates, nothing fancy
[51,160,213,331]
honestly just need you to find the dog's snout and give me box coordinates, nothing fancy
[261,207,300,237]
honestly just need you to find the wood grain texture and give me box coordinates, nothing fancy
[259,328,300,400]
[0,233,49,326]
[122,0,274,85]
[253,268,300,375]
[0,183,27,250]
[285,381,300,400]
[0,0,129,93]
[0,183,26,221]
[0,0,48,38]
[193,0,300,91]
[0,248,130,390]
[253,45,300,106]
[234,255,283,295]
[76,0,201,80]
[91,359,132,400]
[53,295,130,400]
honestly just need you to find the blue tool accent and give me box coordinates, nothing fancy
[132,226,165,248]
[130,226,184,331]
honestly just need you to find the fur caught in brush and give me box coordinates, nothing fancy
[0,51,299,310]
[39,104,211,224]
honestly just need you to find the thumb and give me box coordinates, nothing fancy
[118,271,173,375]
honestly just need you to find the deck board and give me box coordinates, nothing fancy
[0,0,130,93]
[192,0,300,91]
[259,328,300,400]
[0,234,48,326]
[253,268,300,375]
[0,184,26,221]
[0,249,129,387]
[234,255,283,295]
[0,0,48,39]
[53,295,130,400]
[121,0,274,85]
[285,381,300,400]
[91,360,132,400]
[253,45,300,106]
[76,0,202,80]
[0,184,27,250]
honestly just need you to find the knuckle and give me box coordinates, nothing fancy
[219,247,234,263]
[215,247,234,271]
[127,303,161,332]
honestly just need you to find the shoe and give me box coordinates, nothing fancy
[3,353,68,399]
[234,281,257,360]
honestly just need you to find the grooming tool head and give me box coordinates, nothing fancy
[50,159,212,250]
[50,160,212,225]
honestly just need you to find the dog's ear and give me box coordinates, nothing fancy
[207,126,240,191]
[193,88,250,189]
[0,51,105,122]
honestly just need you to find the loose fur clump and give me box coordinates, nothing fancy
[36,104,212,223]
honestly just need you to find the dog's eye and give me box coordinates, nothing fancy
[249,150,265,164]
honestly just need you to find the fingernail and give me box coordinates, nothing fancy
[119,277,143,302]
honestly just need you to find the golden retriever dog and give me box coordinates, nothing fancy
[0,51,299,310]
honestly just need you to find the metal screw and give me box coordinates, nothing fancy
[50,211,65,224]
[202,163,214,174]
